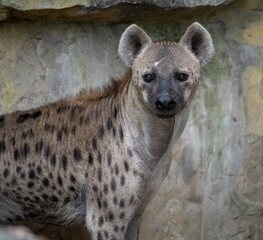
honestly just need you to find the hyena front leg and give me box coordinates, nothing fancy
[86,203,129,240]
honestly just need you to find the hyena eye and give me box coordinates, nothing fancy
[143,73,154,83]
[177,73,188,82]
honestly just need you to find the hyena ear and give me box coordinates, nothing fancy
[180,22,214,67]
[118,24,152,67]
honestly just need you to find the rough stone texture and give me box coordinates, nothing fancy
[0,0,263,239]
[0,0,234,23]
[0,0,234,10]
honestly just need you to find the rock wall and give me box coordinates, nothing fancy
[0,0,263,239]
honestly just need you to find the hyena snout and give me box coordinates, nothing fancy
[155,95,175,111]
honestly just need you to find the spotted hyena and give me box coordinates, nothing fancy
[0,23,214,240]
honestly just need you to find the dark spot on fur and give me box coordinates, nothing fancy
[42,178,49,187]
[0,116,5,128]
[98,216,104,226]
[119,126,124,142]
[92,138,97,150]
[45,146,50,159]
[51,154,56,167]
[92,185,98,193]
[16,113,30,123]
[104,231,109,239]
[23,143,30,158]
[97,198,102,209]
[107,152,112,166]
[119,212,125,219]
[57,131,62,142]
[16,167,21,174]
[120,175,125,186]
[41,194,49,200]
[21,172,25,179]
[28,170,35,179]
[111,179,116,192]
[57,176,63,186]
[3,169,9,178]
[124,161,129,172]
[22,132,27,139]
[35,140,43,154]
[108,211,114,222]
[119,199,125,208]
[107,118,112,130]
[103,200,108,209]
[97,151,102,164]
[69,186,75,191]
[62,155,67,171]
[113,196,118,205]
[27,182,34,188]
[71,126,76,135]
[97,232,103,240]
[98,167,102,182]
[113,225,119,233]
[103,184,108,194]
[73,148,82,161]
[121,226,125,231]
[61,125,68,134]
[70,175,76,183]
[29,129,34,139]
[3,192,8,197]
[51,195,58,202]
[14,149,19,161]
[64,197,70,204]
[37,166,42,174]
[114,107,118,118]
[44,123,50,132]
[114,164,119,176]
[98,125,105,139]
[88,153,93,165]
[0,141,6,154]
[32,111,42,119]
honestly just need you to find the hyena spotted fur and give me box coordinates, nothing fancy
[0,23,214,240]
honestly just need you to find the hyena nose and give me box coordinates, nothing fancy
[155,95,175,111]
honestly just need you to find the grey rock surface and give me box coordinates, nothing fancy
[0,0,234,10]
[0,0,235,23]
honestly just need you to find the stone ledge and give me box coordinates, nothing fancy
[0,0,235,22]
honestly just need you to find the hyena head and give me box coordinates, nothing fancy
[118,23,214,118]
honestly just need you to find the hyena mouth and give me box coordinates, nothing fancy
[155,103,186,118]
[156,112,176,119]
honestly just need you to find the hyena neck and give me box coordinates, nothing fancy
[120,73,175,170]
